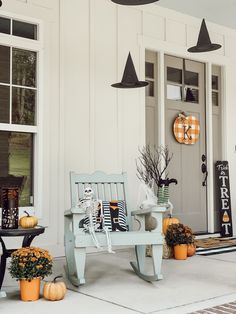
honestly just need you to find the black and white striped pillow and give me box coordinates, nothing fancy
[102,200,128,232]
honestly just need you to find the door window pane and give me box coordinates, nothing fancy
[0,45,10,84]
[167,84,182,101]
[13,20,37,40]
[0,85,10,123]
[212,91,219,106]
[185,87,199,103]
[146,81,154,97]
[167,67,182,84]
[212,75,219,90]
[185,71,199,87]
[0,17,10,35]
[145,62,154,79]
[12,87,36,125]
[0,131,33,206]
[12,48,37,88]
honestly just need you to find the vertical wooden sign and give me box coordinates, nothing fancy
[215,161,233,237]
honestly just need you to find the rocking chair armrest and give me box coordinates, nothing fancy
[131,205,168,217]
[64,207,86,216]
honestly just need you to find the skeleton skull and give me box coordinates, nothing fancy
[84,186,94,200]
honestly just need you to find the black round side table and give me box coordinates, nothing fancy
[0,226,45,296]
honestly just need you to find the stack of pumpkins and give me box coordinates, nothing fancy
[163,215,196,260]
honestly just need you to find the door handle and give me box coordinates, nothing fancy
[202,171,208,187]
[201,164,208,187]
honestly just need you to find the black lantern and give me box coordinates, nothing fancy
[111,0,159,5]
[1,187,19,229]
[188,19,222,53]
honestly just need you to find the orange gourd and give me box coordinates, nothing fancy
[19,211,38,229]
[43,276,67,301]
[187,244,196,257]
[163,215,180,235]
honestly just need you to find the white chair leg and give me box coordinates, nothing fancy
[74,248,86,285]
[152,244,163,280]
[65,232,80,286]
[135,245,146,273]
[0,291,6,298]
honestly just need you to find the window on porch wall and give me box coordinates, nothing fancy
[0,17,38,208]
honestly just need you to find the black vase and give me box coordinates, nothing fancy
[1,188,19,229]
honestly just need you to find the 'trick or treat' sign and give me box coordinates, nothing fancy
[215,161,233,237]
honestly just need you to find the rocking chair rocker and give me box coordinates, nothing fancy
[64,171,168,285]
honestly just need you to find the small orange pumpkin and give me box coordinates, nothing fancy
[19,211,38,229]
[163,215,180,235]
[187,244,196,257]
[43,276,67,301]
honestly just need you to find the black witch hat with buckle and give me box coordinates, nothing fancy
[111,0,159,5]
[111,53,148,89]
[188,19,222,53]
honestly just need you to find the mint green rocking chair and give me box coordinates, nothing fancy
[64,171,167,286]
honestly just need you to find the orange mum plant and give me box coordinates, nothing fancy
[9,247,53,281]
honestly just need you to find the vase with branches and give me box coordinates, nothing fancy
[136,145,177,204]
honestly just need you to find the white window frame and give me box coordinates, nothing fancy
[0,11,43,217]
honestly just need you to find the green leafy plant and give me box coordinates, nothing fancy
[165,223,194,247]
[9,247,53,281]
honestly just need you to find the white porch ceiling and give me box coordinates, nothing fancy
[157,0,236,29]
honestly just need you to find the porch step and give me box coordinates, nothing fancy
[195,233,220,240]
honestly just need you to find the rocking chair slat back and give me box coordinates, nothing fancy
[70,171,131,226]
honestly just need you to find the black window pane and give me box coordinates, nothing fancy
[0,131,33,206]
[145,62,154,79]
[146,81,154,97]
[212,75,219,90]
[12,87,36,125]
[13,20,37,40]
[185,70,199,87]
[0,85,10,123]
[12,48,37,88]
[212,91,219,106]
[167,67,182,84]
[185,87,199,103]
[0,17,10,35]
[0,45,10,84]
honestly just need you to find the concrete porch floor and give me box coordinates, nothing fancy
[1,248,236,314]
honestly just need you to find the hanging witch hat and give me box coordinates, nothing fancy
[111,0,159,5]
[188,19,222,53]
[111,53,148,88]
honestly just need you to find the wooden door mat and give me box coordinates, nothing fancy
[195,237,236,249]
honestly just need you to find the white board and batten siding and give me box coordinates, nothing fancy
[1,0,236,256]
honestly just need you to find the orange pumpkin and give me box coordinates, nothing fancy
[187,244,196,257]
[19,211,38,229]
[163,215,179,235]
[43,276,67,301]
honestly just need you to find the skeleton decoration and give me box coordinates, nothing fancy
[77,186,114,254]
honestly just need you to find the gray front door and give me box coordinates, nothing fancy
[165,55,207,232]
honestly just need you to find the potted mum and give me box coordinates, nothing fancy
[165,223,193,260]
[9,247,53,301]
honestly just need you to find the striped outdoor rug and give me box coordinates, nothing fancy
[191,301,236,313]
[196,237,236,256]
